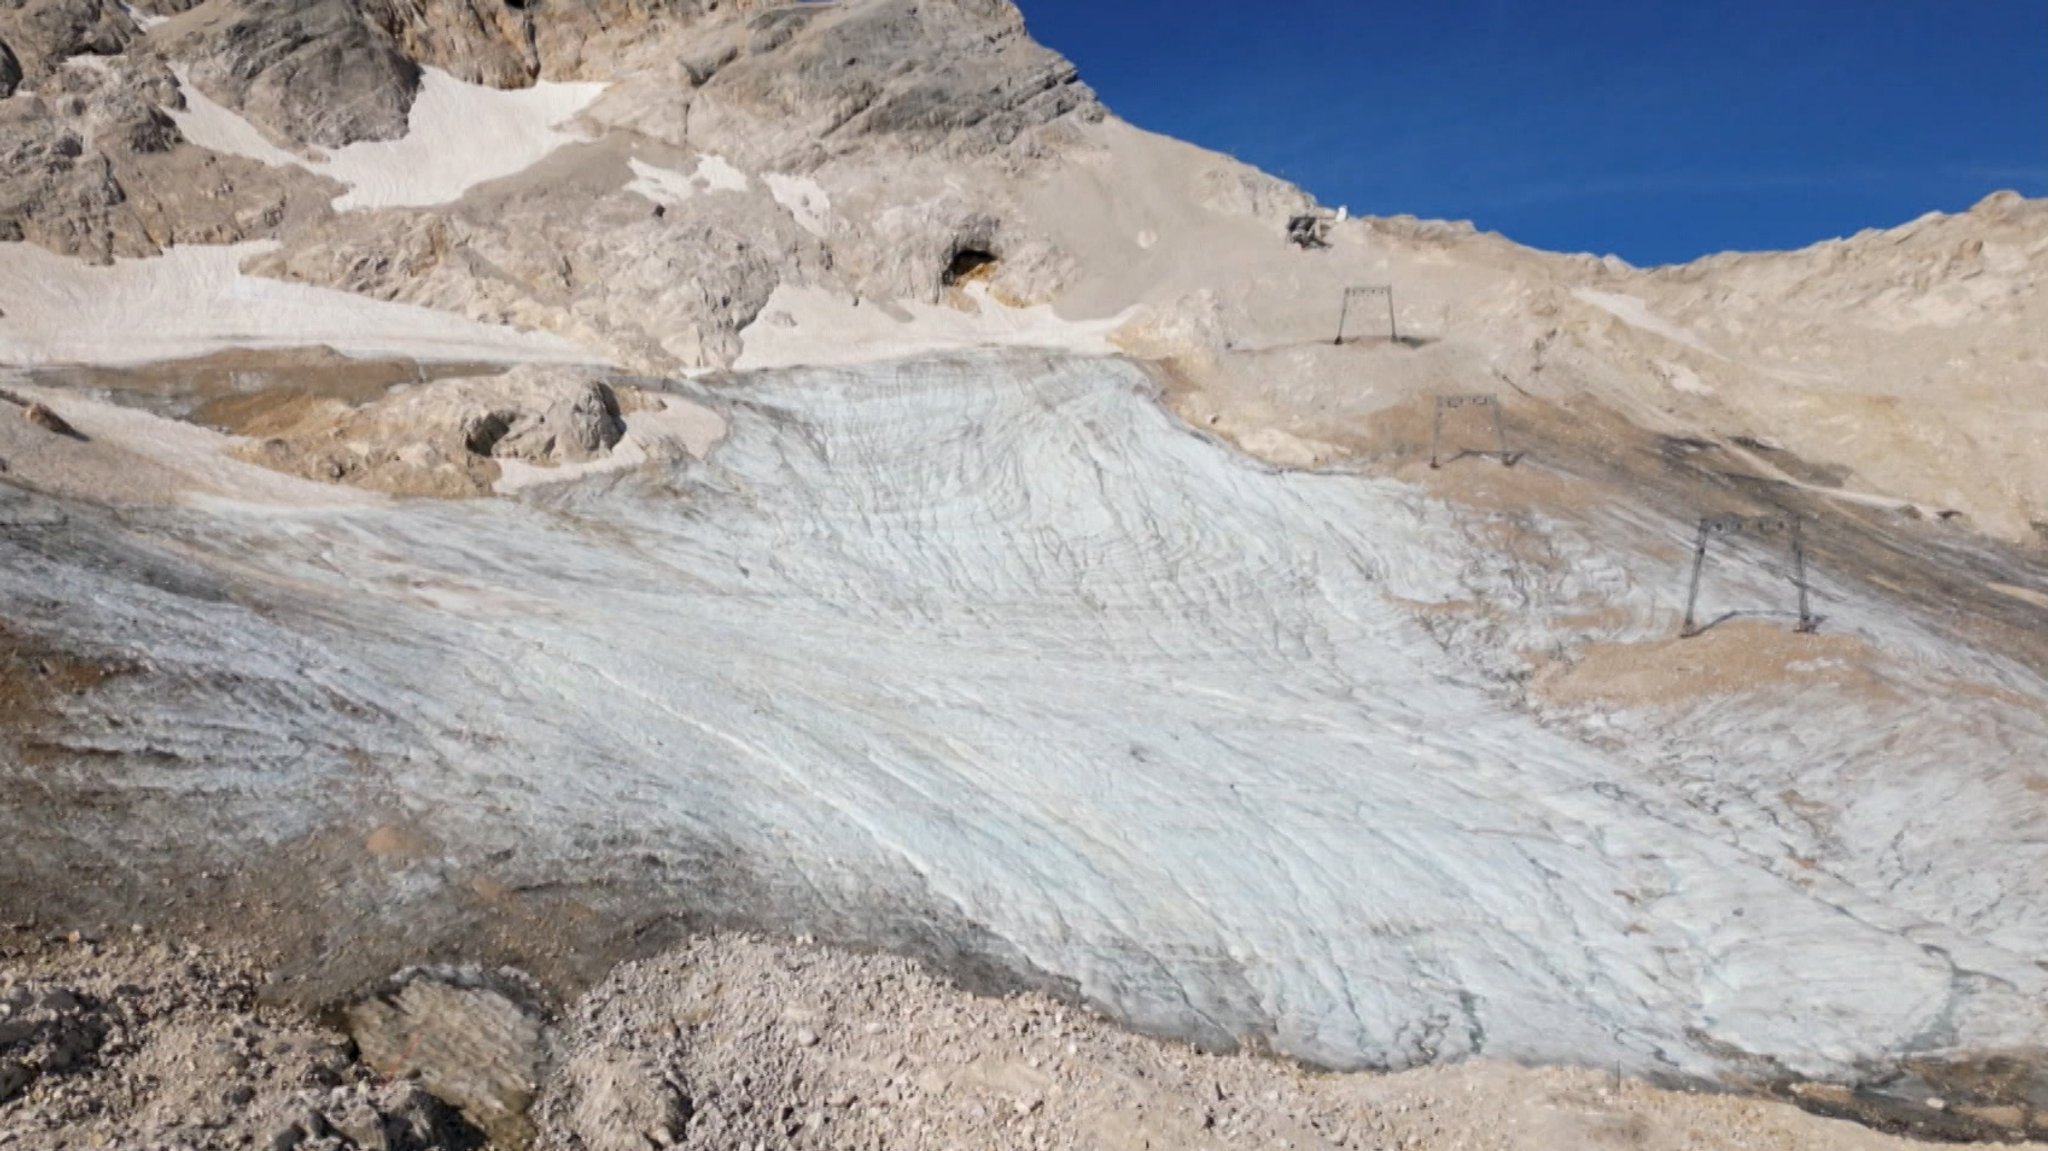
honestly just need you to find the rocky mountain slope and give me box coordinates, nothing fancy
[2,1,2046,1148]
[4,0,2041,532]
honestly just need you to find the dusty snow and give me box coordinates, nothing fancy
[1660,360,1714,395]
[1574,288,1723,357]
[764,171,832,236]
[1,383,385,510]
[624,159,697,205]
[0,242,593,365]
[119,0,167,29]
[166,68,606,211]
[735,284,1133,370]
[165,70,305,169]
[624,154,751,207]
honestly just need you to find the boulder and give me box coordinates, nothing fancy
[171,0,421,148]
[23,402,81,437]
[493,379,626,464]
[346,972,547,1148]
[547,381,626,462]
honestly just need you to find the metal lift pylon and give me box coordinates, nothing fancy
[1428,393,1521,468]
[1335,285,1396,345]
[1679,514,1821,637]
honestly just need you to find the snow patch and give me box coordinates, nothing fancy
[696,154,751,194]
[734,284,1132,370]
[0,242,594,365]
[165,71,306,170]
[120,1,168,30]
[764,172,832,237]
[1661,361,1713,396]
[624,159,698,206]
[165,68,606,211]
[3,383,384,510]
[1575,288,1722,358]
[624,154,751,207]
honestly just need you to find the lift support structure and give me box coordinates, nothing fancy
[1429,393,1522,468]
[1680,513,1821,637]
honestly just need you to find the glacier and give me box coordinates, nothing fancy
[3,351,2044,1086]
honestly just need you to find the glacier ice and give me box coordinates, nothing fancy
[2,352,2043,1084]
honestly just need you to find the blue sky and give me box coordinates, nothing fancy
[1018,1,2048,265]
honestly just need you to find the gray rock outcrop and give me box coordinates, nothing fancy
[656,0,1100,170]
[0,48,324,260]
[167,0,423,147]
[499,380,626,463]
[0,0,1109,345]
[0,0,134,83]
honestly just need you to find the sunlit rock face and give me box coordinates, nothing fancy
[5,351,2044,1087]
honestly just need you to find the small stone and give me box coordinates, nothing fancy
[22,403,80,438]
[0,1058,32,1104]
[1926,1097,1947,1111]
[794,1027,820,1047]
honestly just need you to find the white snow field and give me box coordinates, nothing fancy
[5,353,2043,1085]
[0,243,592,364]
[167,68,606,211]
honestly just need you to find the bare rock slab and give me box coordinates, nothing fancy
[347,972,548,1148]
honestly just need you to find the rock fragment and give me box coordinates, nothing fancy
[346,971,547,1148]
[22,402,81,438]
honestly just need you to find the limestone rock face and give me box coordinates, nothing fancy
[0,50,322,260]
[657,0,1100,170]
[244,158,836,371]
[361,0,539,89]
[167,0,422,147]
[0,0,1106,350]
[0,0,133,82]
[0,98,109,251]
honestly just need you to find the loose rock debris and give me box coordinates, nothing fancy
[4,930,2037,1151]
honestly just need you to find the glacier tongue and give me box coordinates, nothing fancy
[5,351,2043,1082]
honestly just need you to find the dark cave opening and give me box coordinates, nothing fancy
[943,247,1000,287]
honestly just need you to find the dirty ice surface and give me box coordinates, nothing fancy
[7,353,2044,1084]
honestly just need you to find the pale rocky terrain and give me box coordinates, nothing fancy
[6,927,2038,1151]
[2,0,2046,1148]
